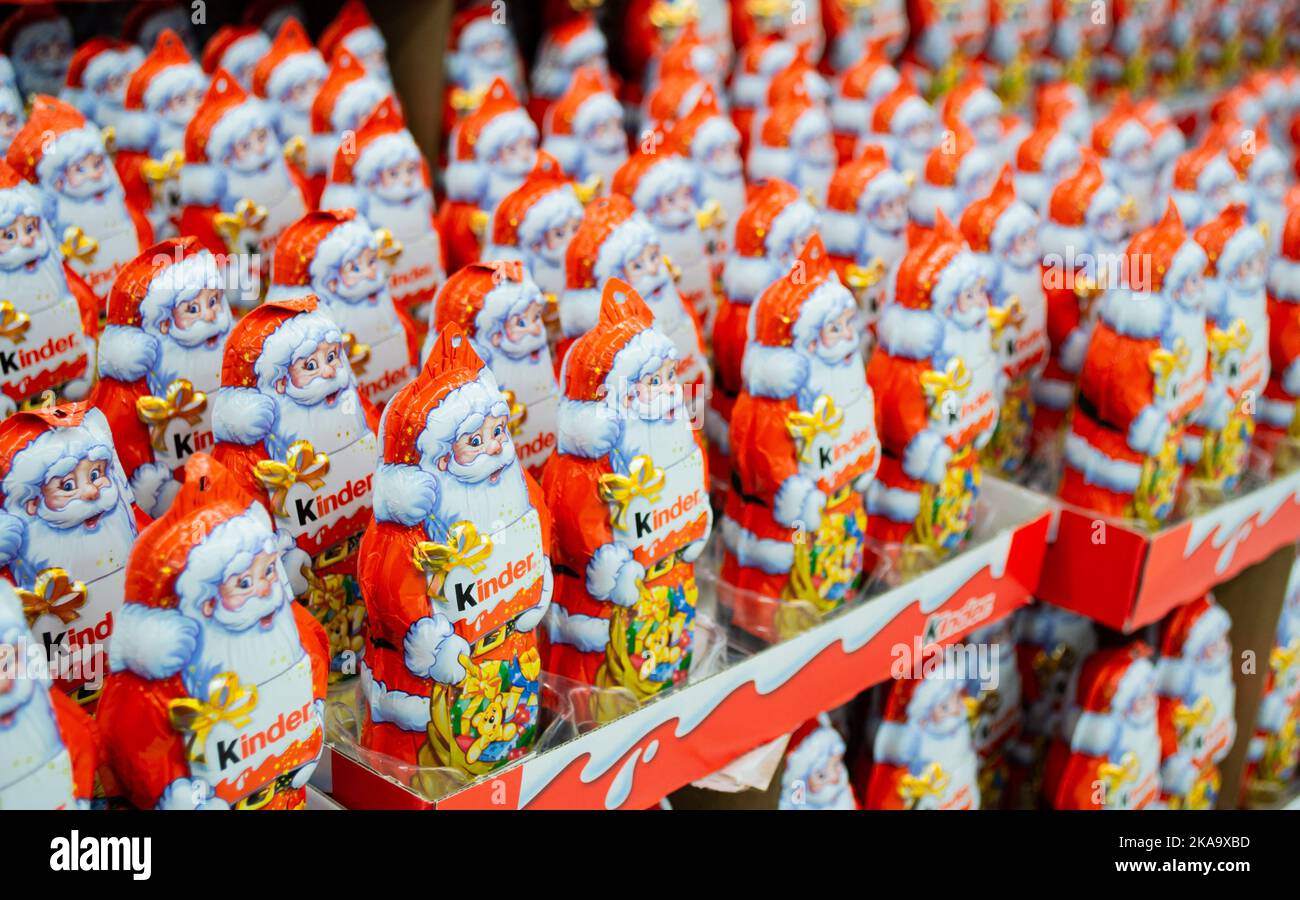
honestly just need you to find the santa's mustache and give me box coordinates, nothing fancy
[813,335,858,365]
[496,327,548,359]
[333,273,388,305]
[0,239,51,272]
[447,438,518,485]
[707,157,744,178]
[61,171,119,201]
[632,270,672,305]
[284,367,355,408]
[35,483,121,531]
[166,309,231,349]
[229,145,278,175]
[203,571,286,633]
[375,179,427,205]
[628,382,683,421]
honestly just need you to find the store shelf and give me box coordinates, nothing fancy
[323,480,1051,810]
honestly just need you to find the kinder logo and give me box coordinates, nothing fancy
[86,262,124,290]
[215,701,316,772]
[922,592,995,645]
[516,430,555,461]
[392,263,434,288]
[43,611,112,658]
[294,473,373,527]
[829,427,875,466]
[169,427,214,460]
[50,831,151,881]
[359,366,412,399]
[632,488,703,539]
[453,552,536,612]
[0,333,79,375]
[961,391,994,420]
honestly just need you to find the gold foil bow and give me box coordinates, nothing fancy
[60,226,98,262]
[254,440,330,517]
[574,175,602,205]
[450,85,488,114]
[0,300,32,343]
[1270,642,1299,675]
[1118,195,1138,224]
[136,379,208,452]
[695,199,725,232]
[101,126,116,156]
[373,227,403,262]
[845,258,886,290]
[462,656,503,704]
[1208,318,1250,368]
[921,357,973,419]
[167,672,259,763]
[1149,339,1189,401]
[342,332,370,376]
[663,254,682,283]
[502,389,527,437]
[785,394,845,464]
[413,520,494,587]
[649,0,699,28]
[599,455,666,530]
[899,762,950,806]
[987,295,1025,342]
[303,566,349,614]
[17,569,87,627]
[469,209,490,242]
[1173,696,1214,735]
[283,135,306,170]
[141,149,184,184]
[746,0,791,17]
[1098,751,1140,793]
[213,198,269,249]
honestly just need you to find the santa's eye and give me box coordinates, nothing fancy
[239,577,252,590]
[327,351,337,364]
[305,360,317,371]
[651,376,661,387]
[4,231,13,241]
[515,316,526,327]
[186,304,198,315]
[60,480,74,492]
[494,425,505,438]
[265,563,275,578]
[470,435,482,447]
[91,467,103,481]
[24,222,34,234]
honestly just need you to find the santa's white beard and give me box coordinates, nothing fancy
[156,118,187,155]
[0,689,64,778]
[496,328,549,361]
[805,350,867,408]
[914,719,977,793]
[0,243,70,310]
[798,777,857,810]
[224,158,295,209]
[580,145,627,187]
[484,165,531,210]
[632,271,686,330]
[797,161,834,206]
[434,461,531,528]
[183,597,304,694]
[895,144,930,180]
[652,206,695,232]
[271,381,367,453]
[54,180,126,235]
[700,171,745,217]
[321,283,400,344]
[278,106,312,143]
[489,347,553,394]
[617,407,696,464]
[154,322,229,394]
[364,190,434,238]
[15,493,136,583]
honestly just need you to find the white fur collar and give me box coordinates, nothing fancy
[97,325,159,383]
[1099,288,1170,339]
[211,386,276,446]
[742,344,808,399]
[877,302,944,360]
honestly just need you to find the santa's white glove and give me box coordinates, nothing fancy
[130,462,179,519]
[773,475,826,532]
[156,777,230,810]
[514,559,553,633]
[1160,753,1199,797]
[1060,328,1090,376]
[1128,405,1171,457]
[109,603,198,679]
[587,543,645,608]
[0,511,24,566]
[679,506,713,563]
[404,616,471,684]
[275,531,312,598]
[903,429,953,485]
[853,436,883,493]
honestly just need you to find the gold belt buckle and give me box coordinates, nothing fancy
[646,555,675,581]
[234,782,275,811]
[473,624,508,656]
[827,484,853,508]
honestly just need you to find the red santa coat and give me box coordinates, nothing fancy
[1257,208,1300,464]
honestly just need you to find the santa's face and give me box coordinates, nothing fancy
[533,214,581,266]
[0,215,49,271]
[705,139,743,179]
[493,300,547,358]
[951,277,991,329]
[652,183,697,229]
[1118,143,1154,177]
[799,129,838,168]
[282,74,325,112]
[870,193,909,234]
[57,151,113,200]
[1171,270,1207,312]
[960,166,998,208]
[374,153,424,204]
[330,245,386,304]
[1122,681,1157,728]
[442,413,516,484]
[469,35,511,69]
[903,119,937,155]
[26,457,118,531]
[95,69,131,110]
[622,240,671,301]
[204,549,286,632]
[1232,247,1268,293]
[0,110,21,148]
[160,288,231,350]
[812,306,859,364]
[1195,628,1231,672]
[160,85,205,127]
[226,124,276,174]
[1007,224,1041,269]
[624,357,683,420]
[586,115,627,155]
[277,340,352,407]
[16,28,72,90]
[1092,207,1127,247]
[968,111,1002,147]
[923,687,967,737]
[493,134,538,178]
[780,227,815,269]
[806,750,847,801]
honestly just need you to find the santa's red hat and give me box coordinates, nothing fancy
[98,237,223,384]
[182,68,276,207]
[1224,116,1275,180]
[870,79,932,138]
[820,144,906,258]
[562,193,662,333]
[891,211,973,312]
[310,47,387,137]
[124,29,205,113]
[722,178,818,301]
[750,91,831,185]
[644,70,709,126]
[657,21,725,84]
[449,4,499,53]
[909,120,996,225]
[837,38,901,104]
[1066,642,1156,758]
[1170,128,1235,195]
[444,76,535,203]
[268,208,380,299]
[1158,595,1231,662]
[764,55,830,109]
[1090,95,1150,161]
[0,4,69,59]
[251,17,326,103]
[1211,84,1264,130]
[64,37,141,93]
[941,67,1002,132]
[319,1,386,65]
[543,66,622,161]
[742,234,857,399]
[1193,203,1264,280]
[4,96,107,188]
[538,13,607,73]
[330,96,420,188]
[433,259,546,352]
[0,159,46,225]
[611,130,695,215]
[1123,199,1206,295]
[121,1,189,47]
[1039,151,1125,255]
[960,165,1036,255]
[732,33,798,110]
[200,25,271,84]
[489,151,582,252]
[1016,112,1079,175]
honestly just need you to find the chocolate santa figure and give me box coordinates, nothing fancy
[561,194,710,395]
[1033,153,1129,456]
[747,91,838,208]
[901,0,988,99]
[59,38,143,132]
[98,452,329,810]
[866,79,939,183]
[668,86,745,254]
[0,60,24,156]
[484,151,586,306]
[635,18,727,116]
[1167,128,1239,231]
[92,238,233,518]
[1035,80,1093,145]
[829,39,902,163]
[1090,98,1158,229]
[431,261,559,481]
[908,120,1000,228]
[824,0,909,73]
[940,68,1023,166]
[250,18,327,151]
[0,160,100,413]
[866,675,981,809]
[122,0,199,58]
[959,165,1048,476]
[778,716,858,809]
[734,0,824,62]
[982,0,1050,106]
[210,296,378,675]
[320,0,392,89]
[542,280,710,703]
[439,78,538,276]
[710,180,818,494]
[866,213,998,563]
[964,617,1024,808]
[0,578,99,809]
[1258,204,1300,470]
[6,96,150,302]
[1096,0,1163,93]
[821,144,911,344]
[306,48,392,209]
[1226,116,1291,254]
[321,98,445,322]
[267,209,418,407]
[358,325,552,773]
[1040,0,1111,85]
[542,67,626,195]
[179,68,310,310]
[613,129,724,337]
[445,3,528,137]
[0,404,144,708]
[1183,204,1269,496]
[0,4,73,101]
[1012,108,1081,216]
[1154,596,1237,809]
[730,33,798,158]
[1048,643,1162,810]
[721,236,880,639]
[1058,201,1209,528]
[1242,556,1300,803]
[201,25,271,94]
[530,10,610,127]
[113,30,208,242]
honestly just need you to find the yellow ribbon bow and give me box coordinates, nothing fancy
[746,0,791,18]
[282,135,307,170]
[599,455,666,531]
[574,175,602,205]
[988,295,1025,342]
[1118,195,1138,225]
[649,0,699,28]
[695,199,725,232]
[254,440,330,517]
[0,300,32,344]
[341,332,370,376]
[1098,751,1140,792]
[1208,318,1250,368]
[413,520,494,585]
[17,569,87,627]
[136,379,208,452]
[1173,695,1214,734]
[785,394,845,464]
[167,672,259,763]
[60,226,98,262]
[899,762,950,805]
[141,149,184,184]
[213,198,269,250]
[101,126,116,157]
[469,209,491,242]
[501,389,527,437]
[921,358,973,420]
[303,566,349,614]
[373,227,403,262]
[845,257,886,290]
[663,255,682,283]
[1149,338,1189,401]
[450,85,488,114]
[462,656,503,704]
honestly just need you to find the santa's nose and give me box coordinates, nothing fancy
[222,591,247,611]
[487,436,504,454]
[255,578,272,598]
[319,361,337,379]
[0,676,12,696]
[202,304,217,322]
[19,230,35,247]
[79,483,100,501]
